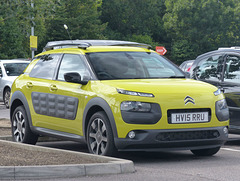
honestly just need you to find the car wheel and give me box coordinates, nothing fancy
[86,111,117,156]
[191,147,221,156]
[3,88,10,109]
[11,105,38,144]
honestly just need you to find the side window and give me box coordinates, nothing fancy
[0,66,2,77]
[224,55,240,84]
[194,54,223,81]
[57,54,90,81]
[29,54,61,79]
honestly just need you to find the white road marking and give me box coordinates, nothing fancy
[222,148,240,152]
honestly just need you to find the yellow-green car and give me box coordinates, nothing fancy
[10,40,229,156]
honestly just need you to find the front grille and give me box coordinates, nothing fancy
[156,130,220,142]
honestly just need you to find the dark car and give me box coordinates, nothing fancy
[190,47,240,133]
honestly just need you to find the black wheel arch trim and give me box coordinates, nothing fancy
[82,97,118,139]
[3,86,11,99]
[10,91,34,129]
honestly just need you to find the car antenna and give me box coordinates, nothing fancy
[63,24,73,42]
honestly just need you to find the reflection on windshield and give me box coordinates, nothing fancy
[4,63,29,76]
[87,52,184,80]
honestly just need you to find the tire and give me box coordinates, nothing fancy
[11,105,38,144]
[191,147,221,156]
[3,88,10,109]
[86,111,117,156]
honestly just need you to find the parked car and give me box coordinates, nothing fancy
[0,59,30,108]
[179,60,194,72]
[10,40,229,156]
[190,47,240,133]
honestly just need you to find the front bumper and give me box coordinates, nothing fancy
[114,126,228,151]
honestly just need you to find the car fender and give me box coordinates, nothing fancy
[82,97,118,138]
[10,91,33,129]
[0,79,13,100]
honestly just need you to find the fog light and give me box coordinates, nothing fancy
[128,131,136,139]
[223,127,228,135]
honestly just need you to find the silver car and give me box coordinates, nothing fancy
[0,59,30,108]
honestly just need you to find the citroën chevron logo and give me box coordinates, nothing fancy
[184,96,195,105]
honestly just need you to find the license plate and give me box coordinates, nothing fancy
[171,112,209,124]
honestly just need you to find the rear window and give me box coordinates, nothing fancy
[3,63,29,76]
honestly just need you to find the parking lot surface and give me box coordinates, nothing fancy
[1,102,240,180]
[0,103,9,119]
[21,139,240,181]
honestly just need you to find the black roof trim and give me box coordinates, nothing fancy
[196,48,240,60]
[43,40,152,51]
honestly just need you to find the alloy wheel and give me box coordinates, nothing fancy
[12,110,26,142]
[4,90,10,108]
[88,118,108,155]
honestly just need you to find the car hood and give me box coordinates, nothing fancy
[99,78,221,109]
[101,78,218,95]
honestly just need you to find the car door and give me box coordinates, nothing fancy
[193,53,224,87]
[220,53,240,130]
[27,53,93,135]
[24,54,64,131]
[50,53,93,135]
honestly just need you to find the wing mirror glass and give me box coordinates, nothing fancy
[64,72,89,85]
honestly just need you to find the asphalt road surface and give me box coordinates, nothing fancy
[36,139,240,181]
[1,102,240,181]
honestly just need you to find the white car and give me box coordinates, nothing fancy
[0,59,30,108]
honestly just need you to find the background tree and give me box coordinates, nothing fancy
[0,0,29,58]
[1,0,240,65]
[163,0,240,64]
[46,0,107,42]
[100,0,167,47]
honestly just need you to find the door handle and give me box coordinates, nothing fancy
[26,82,33,88]
[50,84,58,91]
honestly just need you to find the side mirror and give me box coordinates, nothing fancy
[64,72,89,85]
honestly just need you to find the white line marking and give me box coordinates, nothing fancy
[222,148,240,152]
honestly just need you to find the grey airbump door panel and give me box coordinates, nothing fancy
[32,92,78,120]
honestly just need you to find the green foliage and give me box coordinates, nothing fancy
[164,0,240,61]
[46,0,107,42]
[1,0,240,63]
[0,0,29,58]
[171,40,195,65]
[126,34,159,49]
[100,0,167,42]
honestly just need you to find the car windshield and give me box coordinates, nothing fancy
[3,63,29,76]
[87,52,184,80]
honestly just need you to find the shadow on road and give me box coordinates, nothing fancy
[37,140,221,164]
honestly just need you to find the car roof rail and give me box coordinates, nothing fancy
[43,40,152,51]
[218,47,240,50]
[110,43,152,49]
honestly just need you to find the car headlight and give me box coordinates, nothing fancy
[117,89,154,97]
[216,99,228,110]
[121,101,151,112]
[214,89,222,96]
[215,99,229,121]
